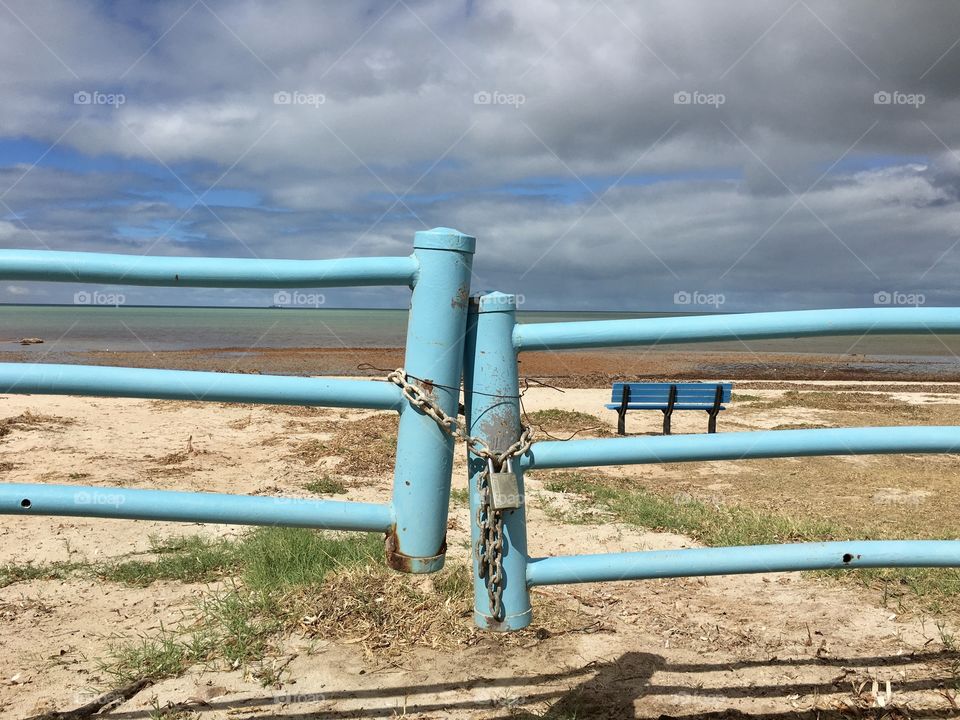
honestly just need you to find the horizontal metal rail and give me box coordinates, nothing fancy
[522,426,960,469]
[0,249,419,288]
[513,307,960,350]
[0,363,402,410]
[0,483,393,531]
[526,540,960,586]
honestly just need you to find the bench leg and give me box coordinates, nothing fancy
[662,408,672,435]
[662,384,677,435]
[707,410,718,434]
[617,408,626,436]
[707,384,722,434]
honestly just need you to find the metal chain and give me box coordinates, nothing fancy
[475,462,506,619]
[386,368,533,466]
[387,368,532,621]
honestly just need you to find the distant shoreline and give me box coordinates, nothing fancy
[3,346,958,385]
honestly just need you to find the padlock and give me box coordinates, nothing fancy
[488,458,521,510]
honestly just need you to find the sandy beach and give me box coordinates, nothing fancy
[2,377,960,717]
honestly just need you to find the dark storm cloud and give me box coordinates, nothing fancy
[0,0,959,309]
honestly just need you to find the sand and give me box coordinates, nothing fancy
[1,382,960,718]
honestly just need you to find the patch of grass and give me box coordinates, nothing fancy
[433,561,472,601]
[450,487,470,506]
[101,527,576,685]
[99,535,241,586]
[541,469,960,617]
[100,530,501,683]
[197,585,280,667]
[238,528,382,590]
[827,566,960,616]
[537,493,609,526]
[96,529,382,589]
[100,530,383,684]
[541,470,839,546]
[303,474,348,495]
[101,632,194,685]
[0,560,84,588]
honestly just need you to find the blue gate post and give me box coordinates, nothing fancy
[387,228,475,573]
[463,292,532,630]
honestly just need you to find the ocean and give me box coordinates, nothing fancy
[2,305,960,363]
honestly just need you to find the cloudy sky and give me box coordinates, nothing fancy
[1,0,959,311]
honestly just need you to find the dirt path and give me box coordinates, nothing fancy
[1,388,959,718]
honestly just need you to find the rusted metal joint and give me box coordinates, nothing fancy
[384,527,447,574]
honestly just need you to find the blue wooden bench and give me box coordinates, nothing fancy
[606,382,733,435]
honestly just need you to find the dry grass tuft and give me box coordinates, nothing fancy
[153,450,191,466]
[290,564,581,660]
[524,408,613,438]
[263,404,324,417]
[0,410,75,438]
[293,565,474,657]
[287,413,398,476]
[228,414,255,430]
[147,436,208,466]
[288,439,328,466]
[751,390,927,416]
[147,400,209,412]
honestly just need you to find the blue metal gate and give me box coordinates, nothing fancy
[2,227,960,632]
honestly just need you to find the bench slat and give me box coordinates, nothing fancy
[604,400,727,410]
[611,382,731,403]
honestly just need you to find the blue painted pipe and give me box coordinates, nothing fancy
[464,292,532,630]
[0,363,402,410]
[389,229,475,573]
[0,483,394,531]
[0,249,418,288]
[514,307,960,350]
[522,426,960,469]
[527,541,960,586]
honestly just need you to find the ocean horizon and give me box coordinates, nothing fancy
[2,304,960,363]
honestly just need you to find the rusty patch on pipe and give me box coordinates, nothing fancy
[384,529,412,572]
[384,527,447,573]
[451,284,469,310]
